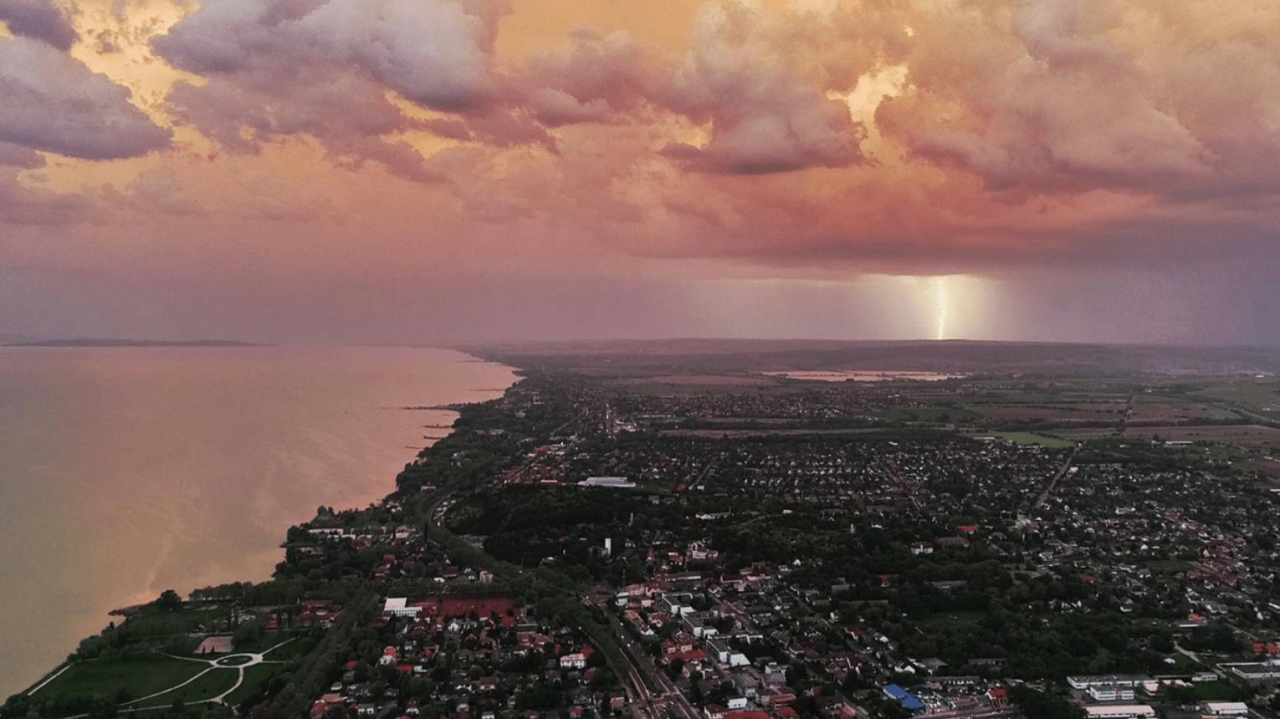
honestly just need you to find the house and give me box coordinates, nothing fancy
[910,542,933,556]
[560,652,588,670]
[934,537,970,550]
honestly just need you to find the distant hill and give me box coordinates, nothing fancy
[4,338,262,348]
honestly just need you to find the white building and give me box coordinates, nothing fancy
[1229,662,1280,681]
[1083,705,1155,719]
[383,597,421,618]
[580,477,636,488]
[1088,685,1135,702]
[1068,675,1151,690]
[1202,702,1249,717]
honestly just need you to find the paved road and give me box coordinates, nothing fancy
[587,590,700,719]
[1032,447,1078,510]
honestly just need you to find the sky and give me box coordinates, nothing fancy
[1,0,1278,345]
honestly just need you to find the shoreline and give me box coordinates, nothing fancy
[3,349,519,701]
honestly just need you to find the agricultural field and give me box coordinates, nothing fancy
[1127,395,1241,423]
[966,401,1128,424]
[987,431,1076,448]
[1053,427,1122,441]
[1122,424,1280,448]
[873,405,979,424]
[1192,380,1280,415]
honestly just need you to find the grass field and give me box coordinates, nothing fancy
[223,664,287,706]
[33,657,205,702]
[989,432,1075,448]
[1186,680,1243,701]
[923,611,985,632]
[132,668,239,708]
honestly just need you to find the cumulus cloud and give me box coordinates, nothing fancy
[155,0,507,112]
[656,1,878,174]
[877,0,1280,198]
[153,0,893,177]
[153,0,523,179]
[516,2,889,174]
[0,36,170,160]
[11,0,1280,319]
[0,0,78,50]
[520,29,656,127]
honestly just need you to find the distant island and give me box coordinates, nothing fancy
[5,339,263,348]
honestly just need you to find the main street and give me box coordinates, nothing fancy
[585,589,701,719]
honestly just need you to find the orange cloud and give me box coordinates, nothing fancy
[3,0,1280,344]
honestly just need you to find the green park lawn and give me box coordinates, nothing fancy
[33,657,205,702]
[223,664,287,706]
[132,667,240,708]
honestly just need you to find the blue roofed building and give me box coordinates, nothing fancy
[882,685,926,715]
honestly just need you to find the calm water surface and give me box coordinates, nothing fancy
[0,347,515,697]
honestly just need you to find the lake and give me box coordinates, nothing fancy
[0,347,515,698]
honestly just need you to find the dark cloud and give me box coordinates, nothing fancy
[152,0,524,180]
[0,0,78,50]
[0,37,170,160]
[154,0,507,112]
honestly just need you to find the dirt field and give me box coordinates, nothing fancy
[1128,396,1241,423]
[967,402,1128,423]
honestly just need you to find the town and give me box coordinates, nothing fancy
[8,342,1280,719]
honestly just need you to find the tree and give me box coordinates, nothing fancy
[156,589,183,612]
[1009,686,1083,719]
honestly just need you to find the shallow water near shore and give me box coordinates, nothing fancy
[0,346,515,698]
